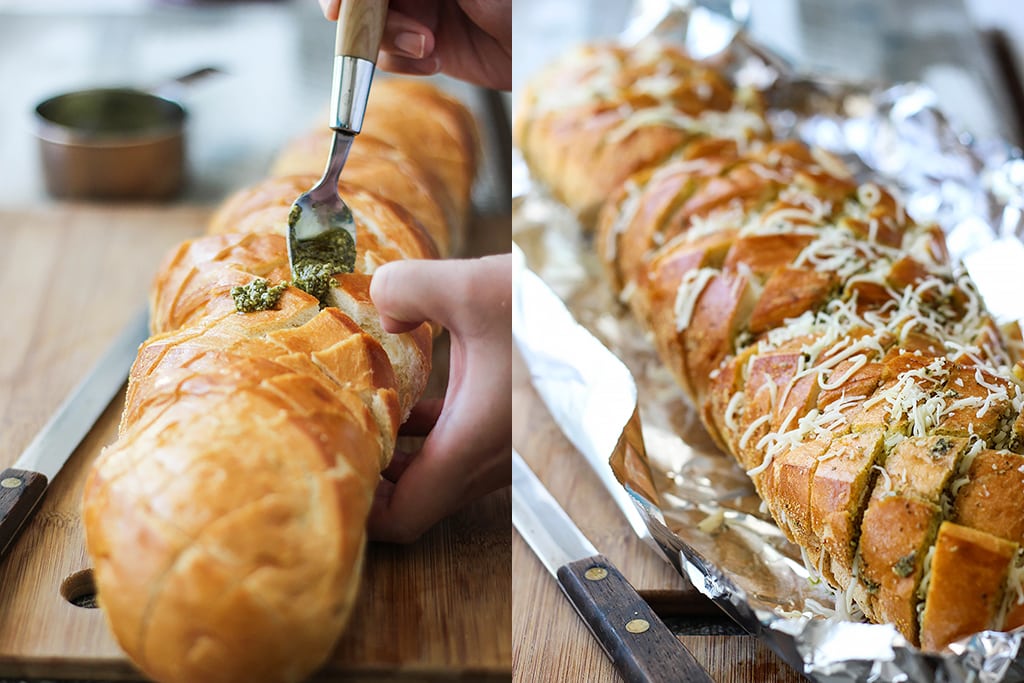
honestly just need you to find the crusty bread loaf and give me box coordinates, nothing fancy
[518,39,1024,651]
[273,78,479,256]
[514,41,770,227]
[82,79,475,683]
[271,132,456,257]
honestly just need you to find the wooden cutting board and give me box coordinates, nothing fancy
[0,205,512,682]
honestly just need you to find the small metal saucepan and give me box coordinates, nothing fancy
[34,68,217,201]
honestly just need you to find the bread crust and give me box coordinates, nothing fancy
[514,41,769,226]
[919,522,1016,651]
[83,79,476,683]
[518,38,1024,651]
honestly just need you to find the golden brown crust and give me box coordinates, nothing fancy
[883,436,969,506]
[919,522,1016,651]
[767,436,830,553]
[952,449,1024,545]
[521,36,1024,652]
[83,77,474,683]
[271,132,456,256]
[360,79,479,240]
[857,492,940,643]
[516,40,769,226]
[810,428,885,588]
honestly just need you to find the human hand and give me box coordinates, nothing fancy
[368,253,512,543]
[319,0,511,91]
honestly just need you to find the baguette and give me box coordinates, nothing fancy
[514,41,770,227]
[273,78,479,256]
[82,79,476,683]
[518,39,1024,650]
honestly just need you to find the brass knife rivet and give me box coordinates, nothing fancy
[584,567,608,581]
[1,477,22,489]
[625,619,650,634]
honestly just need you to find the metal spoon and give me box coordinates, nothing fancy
[288,0,389,283]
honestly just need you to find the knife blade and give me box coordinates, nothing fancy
[511,244,655,549]
[0,307,148,559]
[513,449,714,683]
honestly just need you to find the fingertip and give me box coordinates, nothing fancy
[376,52,442,78]
[370,262,425,333]
[368,260,392,305]
[367,485,426,544]
[381,316,424,335]
[319,0,339,21]
[382,9,436,59]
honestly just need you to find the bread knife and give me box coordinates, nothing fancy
[511,244,655,550]
[0,308,148,559]
[513,449,715,683]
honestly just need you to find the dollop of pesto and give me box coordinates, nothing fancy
[231,278,288,313]
[292,226,356,279]
[232,210,356,313]
[291,262,337,303]
[288,226,356,305]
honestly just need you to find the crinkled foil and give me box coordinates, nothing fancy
[513,3,1024,682]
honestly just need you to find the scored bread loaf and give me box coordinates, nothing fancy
[517,39,1024,650]
[271,78,479,257]
[514,41,770,227]
[82,79,476,683]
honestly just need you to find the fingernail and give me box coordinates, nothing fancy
[394,31,427,59]
[407,56,441,76]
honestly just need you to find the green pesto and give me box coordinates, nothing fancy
[291,226,356,280]
[930,437,954,457]
[289,227,356,305]
[288,203,302,230]
[231,278,289,313]
[892,553,916,578]
[233,211,355,313]
[291,262,337,303]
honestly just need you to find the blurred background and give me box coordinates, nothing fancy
[0,0,508,209]
[514,0,1024,149]
[3,0,1024,208]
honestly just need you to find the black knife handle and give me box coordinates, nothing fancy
[0,468,48,558]
[557,555,715,683]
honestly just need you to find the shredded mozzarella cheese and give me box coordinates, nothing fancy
[673,267,717,331]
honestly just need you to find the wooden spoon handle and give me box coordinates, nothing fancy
[335,0,389,63]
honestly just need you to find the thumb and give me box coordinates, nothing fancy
[369,258,476,334]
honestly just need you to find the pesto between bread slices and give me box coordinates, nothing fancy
[231,214,358,313]
[231,278,289,313]
[231,268,340,313]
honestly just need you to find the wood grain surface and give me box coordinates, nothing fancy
[0,206,512,682]
[512,348,805,683]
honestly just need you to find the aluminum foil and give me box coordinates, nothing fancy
[513,2,1024,681]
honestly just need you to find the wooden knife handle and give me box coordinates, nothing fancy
[557,555,715,683]
[335,0,389,62]
[0,468,48,558]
